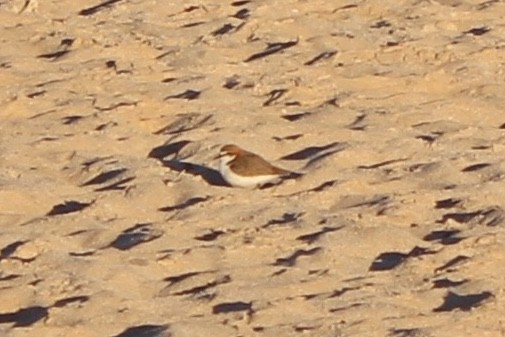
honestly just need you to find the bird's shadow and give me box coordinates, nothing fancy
[161,160,230,187]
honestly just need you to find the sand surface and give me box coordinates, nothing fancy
[1,0,505,336]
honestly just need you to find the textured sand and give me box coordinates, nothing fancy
[1,0,505,336]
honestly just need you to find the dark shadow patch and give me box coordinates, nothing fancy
[231,1,251,6]
[423,230,463,245]
[212,301,252,314]
[348,114,366,130]
[164,89,201,101]
[263,212,303,228]
[435,255,469,273]
[283,171,304,181]
[212,23,235,35]
[433,291,492,312]
[461,163,491,172]
[0,274,20,281]
[171,275,231,296]
[438,206,504,226]
[408,162,438,173]
[46,200,93,216]
[481,206,505,226]
[273,247,322,267]
[148,141,192,161]
[304,50,337,66]
[0,306,48,327]
[346,195,391,209]
[33,136,59,143]
[384,40,399,47]
[1,240,28,260]
[61,37,74,47]
[154,113,212,135]
[406,246,435,257]
[69,251,95,257]
[369,252,407,271]
[106,59,117,69]
[244,40,298,62]
[272,134,303,142]
[81,168,127,186]
[164,271,203,286]
[369,246,435,271]
[231,8,250,19]
[161,77,177,83]
[437,210,481,224]
[463,26,490,36]
[322,96,341,107]
[388,328,423,337]
[212,23,244,36]
[281,112,311,122]
[95,121,118,131]
[158,196,210,212]
[271,268,287,276]
[477,0,500,10]
[67,229,87,235]
[472,145,492,150]
[183,5,200,12]
[36,50,71,61]
[281,179,339,197]
[26,90,47,99]
[358,158,408,169]
[109,223,162,251]
[432,278,467,289]
[328,286,357,298]
[79,0,123,16]
[162,160,228,187]
[416,133,442,144]
[435,198,462,209]
[304,148,347,168]
[111,324,170,337]
[181,21,206,28]
[329,302,364,313]
[308,269,329,277]
[303,291,326,300]
[62,115,83,125]
[294,324,320,333]
[83,158,114,169]
[296,226,343,244]
[95,177,135,192]
[223,76,240,89]
[53,296,89,308]
[311,179,339,192]
[94,101,138,112]
[194,230,225,241]
[370,20,391,29]
[263,89,288,106]
[281,142,342,160]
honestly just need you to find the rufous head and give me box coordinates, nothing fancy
[218,144,243,158]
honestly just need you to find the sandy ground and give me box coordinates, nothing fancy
[1,0,505,336]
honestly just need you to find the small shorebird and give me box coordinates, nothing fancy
[216,144,296,188]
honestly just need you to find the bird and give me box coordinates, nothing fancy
[216,144,297,188]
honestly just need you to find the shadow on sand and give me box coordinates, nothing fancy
[161,160,230,187]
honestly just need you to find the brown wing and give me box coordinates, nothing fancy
[229,152,290,176]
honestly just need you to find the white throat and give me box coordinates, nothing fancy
[219,154,235,171]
